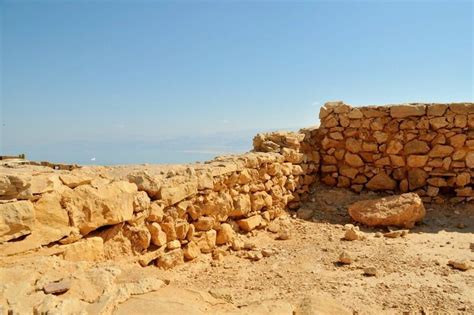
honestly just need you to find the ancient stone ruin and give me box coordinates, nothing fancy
[0,101,472,314]
[319,102,474,201]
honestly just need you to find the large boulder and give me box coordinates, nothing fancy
[348,193,425,228]
[61,181,138,235]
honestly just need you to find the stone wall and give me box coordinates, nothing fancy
[318,101,474,203]
[0,130,318,268]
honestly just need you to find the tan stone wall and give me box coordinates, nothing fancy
[0,130,318,267]
[318,101,474,203]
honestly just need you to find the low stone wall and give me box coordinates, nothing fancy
[0,131,318,268]
[318,101,474,203]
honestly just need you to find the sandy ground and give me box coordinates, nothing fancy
[1,185,473,314]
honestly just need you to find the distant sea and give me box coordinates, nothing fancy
[1,128,297,166]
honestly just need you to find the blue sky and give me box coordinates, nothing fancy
[1,0,473,164]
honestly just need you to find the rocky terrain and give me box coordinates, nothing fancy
[1,180,473,314]
[1,102,473,314]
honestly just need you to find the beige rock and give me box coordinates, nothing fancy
[183,241,200,260]
[195,230,216,253]
[449,103,474,114]
[238,215,263,232]
[404,140,430,155]
[386,140,403,155]
[345,138,362,153]
[0,174,32,200]
[156,249,184,269]
[62,237,104,261]
[366,173,396,191]
[338,251,353,264]
[59,173,92,188]
[33,191,72,244]
[429,117,449,129]
[427,177,448,187]
[466,152,474,168]
[408,169,428,190]
[159,179,198,206]
[363,266,378,277]
[348,108,363,119]
[427,104,447,116]
[127,171,162,198]
[123,224,151,253]
[61,181,137,235]
[456,173,471,187]
[449,134,467,148]
[390,104,426,118]
[448,260,471,271]
[148,202,164,222]
[250,191,272,212]
[343,228,361,241]
[373,131,388,143]
[43,279,71,295]
[348,193,425,228]
[0,200,35,243]
[167,240,181,250]
[147,222,167,247]
[454,115,467,128]
[339,165,359,179]
[429,145,454,158]
[344,152,364,168]
[407,155,429,168]
[230,194,251,217]
[216,223,234,245]
[194,216,215,231]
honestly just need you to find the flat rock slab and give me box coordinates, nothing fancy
[43,279,71,295]
[348,193,426,228]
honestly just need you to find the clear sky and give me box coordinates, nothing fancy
[1,0,473,164]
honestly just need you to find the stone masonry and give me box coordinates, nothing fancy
[318,101,474,203]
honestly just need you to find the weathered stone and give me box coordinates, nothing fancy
[427,104,447,116]
[147,222,167,247]
[408,169,428,190]
[43,279,71,295]
[229,194,251,217]
[348,193,426,228]
[407,155,429,168]
[345,138,362,153]
[448,260,471,271]
[338,251,353,264]
[386,140,403,155]
[390,105,426,118]
[238,215,263,232]
[429,117,448,130]
[195,229,216,253]
[183,241,200,260]
[193,216,215,231]
[61,181,137,235]
[466,152,474,168]
[159,179,198,206]
[366,173,396,191]
[0,174,32,200]
[404,140,430,155]
[429,145,454,158]
[344,152,364,168]
[0,200,35,243]
[156,249,184,269]
[449,134,467,148]
[216,223,234,245]
[449,103,474,114]
[62,237,104,261]
[59,174,92,188]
